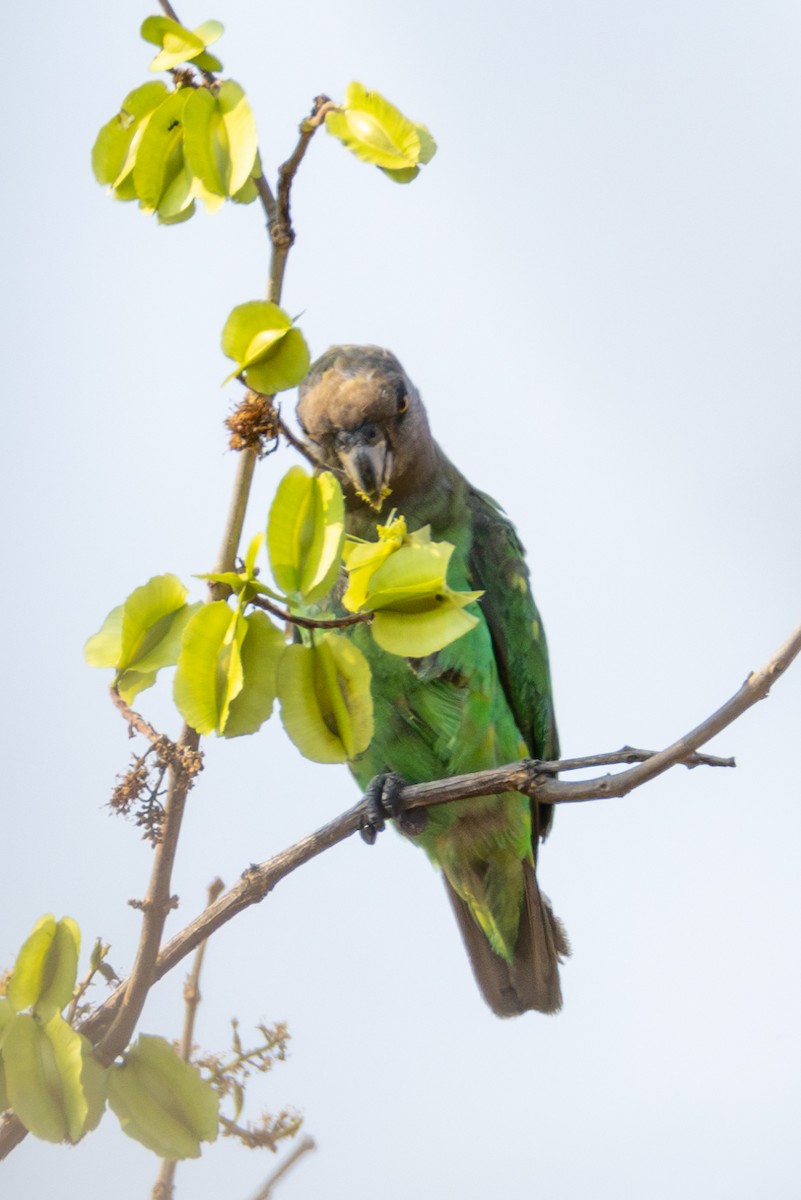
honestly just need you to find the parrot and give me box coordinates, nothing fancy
[296,345,569,1015]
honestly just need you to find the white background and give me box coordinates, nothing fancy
[3,1,800,1197]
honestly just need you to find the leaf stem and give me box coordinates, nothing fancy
[248,593,373,630]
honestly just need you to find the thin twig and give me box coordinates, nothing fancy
[249,593,374,630]
[277,415,320,466]
[268,97,338,303]
[158,0,181,21]
[550,745,735,771]
[248,1135,316,1200]
[110,688,168,745]
[254,173,278,226]
[152,879,225,1200]
[95,724,202,1066]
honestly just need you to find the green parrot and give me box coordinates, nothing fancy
[296,345,568,1015]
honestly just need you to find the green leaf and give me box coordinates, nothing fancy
[186,82,257,198]
[267,467,345,603]
[2,1013,87,1143]
[7,916,80,1021]
[108,1034,218,1159]
[157,161,195,221]
[174,601,247,735]
[243,531,264,578]
[158,198,197,225]
[133,87,191,212]
[84,605,124,668]
[222,610,286,737]
[86,576,199,703]
[192,50,224,73]
[78,1036,108,1134]
[342,523,483,656]
[230,174,258,204]
[183,87,226,195]
[142,17,203,70]
[277,635,373,763]
[221,301,310,393]
[92,82,170,190]
[141,16,225,72]
[372,598,480,657]
[104,575,188,669]
[217,81,258,195]
[325,82,437,179]
[341,515,408,610]
[193,19,224,46]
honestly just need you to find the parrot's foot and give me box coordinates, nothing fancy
[360,773,407,844]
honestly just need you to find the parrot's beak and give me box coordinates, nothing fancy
[335,426,394,510]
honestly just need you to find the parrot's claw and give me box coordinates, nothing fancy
[360,772,406,844]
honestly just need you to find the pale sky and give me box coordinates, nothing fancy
[3,1,801,1197]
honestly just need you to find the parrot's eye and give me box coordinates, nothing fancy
[397,394,409,415]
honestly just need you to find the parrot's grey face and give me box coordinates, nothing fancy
[296,346,435,511]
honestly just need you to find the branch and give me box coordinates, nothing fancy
[267,97,338,303]
[70,620,801,1041]
[94,723,202,1066]
[247,1135,316,1200]
[1,626,796,1159]
[277,413,321,467]
[248,593,374,631]
[152,879,225,1200]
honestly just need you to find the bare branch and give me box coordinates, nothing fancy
[247,1135,316,1200]
[276,414,321,466]
[268,97,338,303]
[157,0,181,21]
[153,879,225,1200]
[94,724,202,1066]
[110,688,168,745]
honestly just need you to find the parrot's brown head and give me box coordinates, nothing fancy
[296,345,439,513]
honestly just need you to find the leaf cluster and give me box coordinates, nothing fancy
[0,916,218,1158]
[91,17,259,224]
[86,469,482,765]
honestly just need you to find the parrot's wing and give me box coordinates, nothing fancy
[466,486,559,840]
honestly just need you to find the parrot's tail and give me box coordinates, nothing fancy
[444,867,570,1016]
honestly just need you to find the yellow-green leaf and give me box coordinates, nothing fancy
[218,81,258,195]
[7,916,79,1021]
[183,87,226,196]
[86,576,197,703]
[277,636,373,763]
[108,1034,218,1159]
[92,82,170,191]
[372,597,480,657]
[84,605,124,668]
[341,515,409,611]
[133,88,191,212]
[267,467,345,603]
[222,611,286,737]
[79,1036,108,1134]
[173,601,247,735]
[3,1013,87,1143]
[221,301,310,394]
[141,16,223,72]
[325,82,436,179]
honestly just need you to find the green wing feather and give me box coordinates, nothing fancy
[465,486,559,841]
